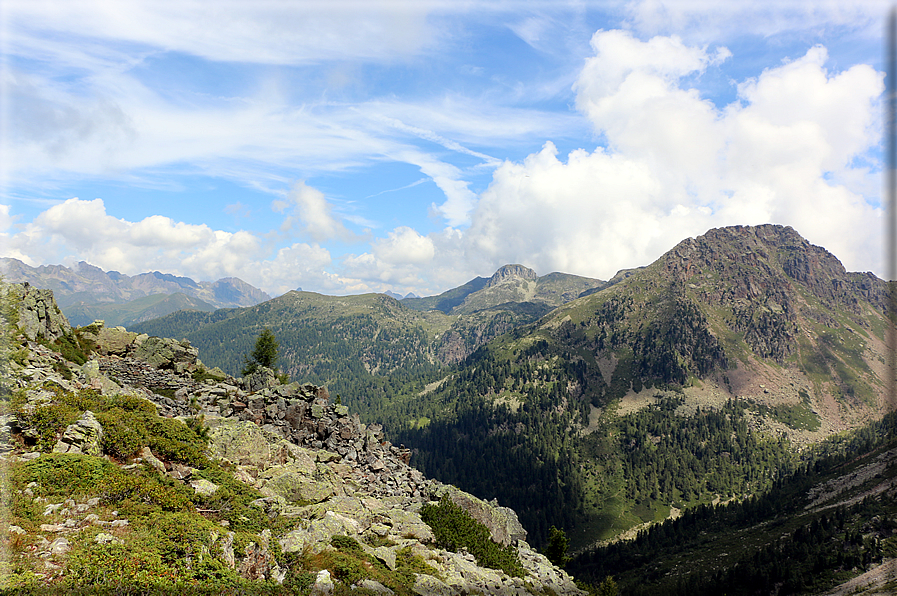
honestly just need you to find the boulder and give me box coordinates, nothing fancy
[279,511,361,554]
[412,574,454,596]
[359,579,394,595]
[245,366,279,393]
[190,478,219,496]
[311,569,334,595]
[133,336,199,372]
[53,411,103,456]
[95,326,137,355]
[258,464,341,504]
[139,446,167,473]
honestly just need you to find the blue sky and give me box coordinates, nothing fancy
[0,1,888,297]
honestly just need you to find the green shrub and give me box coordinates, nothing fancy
[420,496,525,577]
[44,330,95,365]
[98,468,194,515]
[97,409,150,459]
[20,402,79,451]
[146,416,209,467]
[96,408,209,466]
[18,453,120,499]
[65,540,168,586]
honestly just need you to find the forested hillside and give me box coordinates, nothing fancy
[568,412,897,595]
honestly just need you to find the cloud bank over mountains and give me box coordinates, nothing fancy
[1,2,885,296]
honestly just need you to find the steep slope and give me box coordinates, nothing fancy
[568,413,897,596]
[0,258,270,311]
[539,224,888,425]
[1,283,583,595]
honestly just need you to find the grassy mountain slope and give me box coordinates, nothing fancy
[402,276,490,313]
[133,290,452,380]
[64,292,217,327]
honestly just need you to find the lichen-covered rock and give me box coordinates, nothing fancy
[279,511,361,554]
[359,579,394,594]
[190,478,219,496]
[245,366,279,393]
[413,573,454,596]
[95,326,138,355]
[139,446,167,473]
[258,463,342,504]
[80,360,122,395]
[53,411,103,456]
[206,418,313,471]
[517,541,584,595]
[311,569,334,595]
[133,335,198,372]
[7,283,72,343]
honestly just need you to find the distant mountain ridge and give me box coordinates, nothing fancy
[402,264,606,316]
[0,258,270,326]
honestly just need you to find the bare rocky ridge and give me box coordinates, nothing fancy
[1,283,583,595]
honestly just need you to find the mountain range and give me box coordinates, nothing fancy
[0,258,270,327]
[7,223,897,594]
[126,224,893,554]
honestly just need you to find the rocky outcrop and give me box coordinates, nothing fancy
[7,283,72,342]
[52,411,103,456]
[487,264,538,288]
[3,285,585,596]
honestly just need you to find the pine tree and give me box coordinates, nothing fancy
[242,328,279,376]
[544,526,570,567]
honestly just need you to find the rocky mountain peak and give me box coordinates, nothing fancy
[487,264,538,288]
[661,224,872,313]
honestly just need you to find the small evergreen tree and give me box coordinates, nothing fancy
[242,328,279,376]
[544,525,570,567]
[596,576,618,596]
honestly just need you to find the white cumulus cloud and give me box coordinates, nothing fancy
[461,32,883,280]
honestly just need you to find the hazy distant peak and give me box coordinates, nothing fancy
[487,264,538,287]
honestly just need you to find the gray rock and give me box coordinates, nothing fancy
[362,544,397,571]
[245,366,279,393]
[8,284,71,343]
[53,411,103,456]
[139,446,167,474]
[190,478,219,496]
[48,537,71,555]
[311,569,333,595]
[133,336,199,372]
[359,579,394,594]
[94,326,137,355]
[279,511,361,554]
[94,533,122,545]
[434,485,526,547]
[413,573,454,596]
